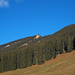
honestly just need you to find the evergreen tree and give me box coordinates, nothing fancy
[73,37,75,50]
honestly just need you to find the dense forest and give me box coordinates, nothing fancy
[0,24,75,73]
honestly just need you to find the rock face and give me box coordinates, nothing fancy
[34,34,41,39]
[5,45,10,48]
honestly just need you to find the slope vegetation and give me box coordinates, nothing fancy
[0,24,75,73]
[0,50,75,75]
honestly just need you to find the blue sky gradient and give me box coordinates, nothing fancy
[0,0,75,45]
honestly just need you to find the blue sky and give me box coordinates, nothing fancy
[0,0,75,45]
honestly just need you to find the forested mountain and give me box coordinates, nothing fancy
[0,24,75,73]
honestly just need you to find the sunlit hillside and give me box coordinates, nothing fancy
[0,50,75,75]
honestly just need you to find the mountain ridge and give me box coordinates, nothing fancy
[0,24,75,54]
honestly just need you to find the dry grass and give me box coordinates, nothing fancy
[0,50,75,75]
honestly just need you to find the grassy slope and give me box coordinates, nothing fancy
[0,50,75,75]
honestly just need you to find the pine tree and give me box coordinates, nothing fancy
[73,37,75,50]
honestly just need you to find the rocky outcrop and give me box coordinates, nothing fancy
[34,34,41,39]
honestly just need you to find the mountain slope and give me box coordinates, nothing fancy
[0,24,75,73]
[0,34,41,54]
[0,50,75,75]
[0,24,75,54]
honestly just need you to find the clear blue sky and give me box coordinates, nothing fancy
[0,0,75,45]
